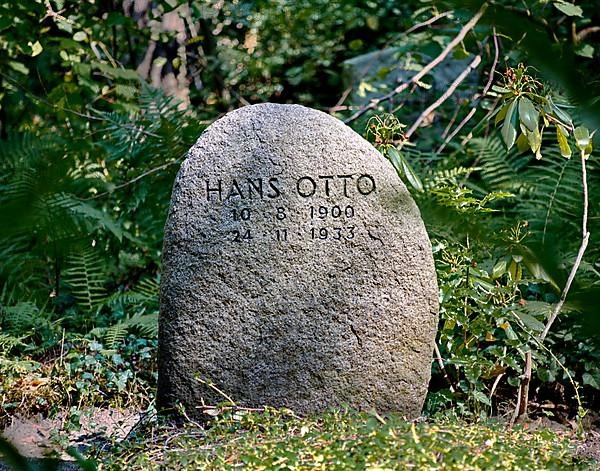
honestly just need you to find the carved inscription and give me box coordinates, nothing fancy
[208,173,376,244]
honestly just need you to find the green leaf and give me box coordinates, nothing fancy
[0,15,11,32]
[574,126,594,156]
[574,126,591,147]
[492,259,508,279]
[556,125,572,158]
[494,102,510,126]
[526,126,542,159]
[515,311,545,332]
[472,390,491,406]
[73,31,88,42]
[516,133,529,153]
[518,97,539,131]
[538,368,556,383]
[501,99,518,150]
[387,147,423,192]
[549,97,573,129]
[520,246,561,293]
[582,373,600,389]
[8,61,28,75]
[28,40,43,57]
[57,18,73,33]
[553,2,583,17]
[115,84,138,99]
[504,322,518,340]
[508,260,522,281]
[93,62,140,81]
[575,43,594,58]
[366,15,379,31]
[491,84,510,94]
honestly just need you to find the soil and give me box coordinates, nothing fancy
[1,408,140,462]
[577,430,600,464]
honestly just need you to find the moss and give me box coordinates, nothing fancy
[101,408,594,470]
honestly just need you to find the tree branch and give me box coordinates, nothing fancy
[343,3,488,124]
[329,11,452,114]
[405,54,481,139]
[437,29,499,153]
[575,26,600,43]
[405,11,452,35]
[83,157,183,200]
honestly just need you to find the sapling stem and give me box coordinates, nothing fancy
[513,147,591,425]
[540,148,590,342]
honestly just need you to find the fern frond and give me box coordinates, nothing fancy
[90,312,158,348]
[426,166,473,189]
[0,332,27,356]
[468,135,587,246]
[0,236,40,292]
[1,302,39,332]
[517,148,582,241]
[45,193,124,241]
[105,276,159,308]
[470,136,529,192]
[102,322,128,349]
[0,131,63,174]
[63,246,108,313]
[132,277,159,300]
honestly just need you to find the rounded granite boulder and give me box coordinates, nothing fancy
[158,103,438,418]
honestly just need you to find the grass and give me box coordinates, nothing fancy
[100,408,594,470]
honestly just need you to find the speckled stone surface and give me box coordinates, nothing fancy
[157,103,438,418]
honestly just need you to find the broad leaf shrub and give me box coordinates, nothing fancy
[363,60,600,418]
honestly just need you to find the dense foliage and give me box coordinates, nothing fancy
[1,0,599,466]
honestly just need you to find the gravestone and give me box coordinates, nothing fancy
[158,103,438,418]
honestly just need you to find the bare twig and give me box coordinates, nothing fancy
[41,0,69,23]
[433,342,455,393]
[0,73,162,143]
[442,108,477,150]
[437,29,499,153]
[83,158,183,200]
[481,29,501,96]
[196,377,236,404]
[405,11,452,35]
[441,106,461,139]
[576,26,600,43]
[489,373,505,405]
[540,150,590,342]
[196,405,266,412]
[181,408,204,428]
[405,54,481,139]
[343,3,488,124]
[514,351,532,422]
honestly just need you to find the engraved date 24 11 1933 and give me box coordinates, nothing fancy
[228,204,358,243]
